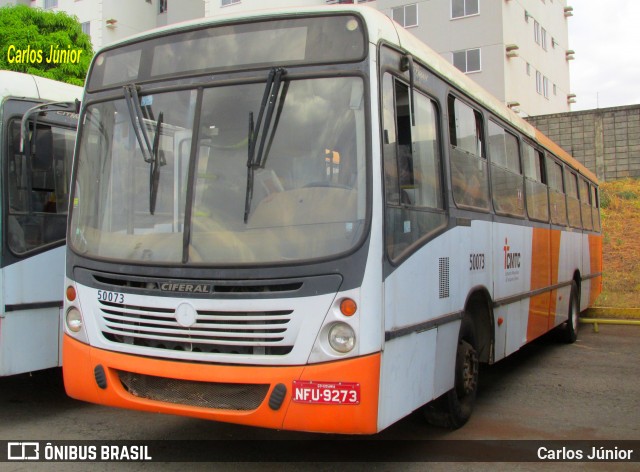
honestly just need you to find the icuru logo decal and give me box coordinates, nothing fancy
[503,238,521,270]
[503,238,521,283]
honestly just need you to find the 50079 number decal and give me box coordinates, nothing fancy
[97,290,124,304]
[470,253,485,271]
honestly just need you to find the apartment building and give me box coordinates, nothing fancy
[15,0,573,116]
[28,0,204,51]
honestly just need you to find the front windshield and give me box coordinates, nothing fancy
[70,76,367,264]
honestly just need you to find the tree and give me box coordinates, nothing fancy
[0,5,93,86]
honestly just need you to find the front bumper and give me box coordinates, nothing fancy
[63,334,381,434]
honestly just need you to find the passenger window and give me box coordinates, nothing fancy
[522,142,549,222]
[382,74,446,261]
[579,178,593,231]
[488,121,524,217]
[448,95,489,210]
[546,156,567,226]
[565,171,581,228]
[591,186,601,232]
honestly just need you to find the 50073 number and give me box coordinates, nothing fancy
[97,290,124,304]
[470,253,485,271]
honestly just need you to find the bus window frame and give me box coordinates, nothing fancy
[379,60,448,265]
[522,139,550,223]
[447,92,490,212]
[2,99,78,266]
[565,168,582,229]
[546,153,568,227]
[579,176,594,231]
[591,184,602,232]
[487,118,525,219]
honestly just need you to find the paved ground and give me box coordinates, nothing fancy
[1,323,638,471]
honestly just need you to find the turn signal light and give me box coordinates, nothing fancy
[66,285,77,302]
[340,298,357,316]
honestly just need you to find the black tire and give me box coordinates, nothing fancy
[423,317,479,429]
[562,281,580,344]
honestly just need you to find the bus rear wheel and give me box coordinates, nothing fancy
[423,318,479,429]
[561,281,580,344]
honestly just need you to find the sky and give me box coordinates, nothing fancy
[568,0,640,110]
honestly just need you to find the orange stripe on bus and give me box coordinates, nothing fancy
[63,335,380,434]
[527,227,551,341]
[526,228,564,341]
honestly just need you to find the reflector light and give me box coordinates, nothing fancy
[66,285,77,302]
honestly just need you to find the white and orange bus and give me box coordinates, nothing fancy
[0,71,81,376]
[63,5,602,433]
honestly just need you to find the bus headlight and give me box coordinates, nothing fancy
[66,307,83,333]
[328,322,355,353]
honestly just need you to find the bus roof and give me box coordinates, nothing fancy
[94,4,597,184]
[0,70,82,103]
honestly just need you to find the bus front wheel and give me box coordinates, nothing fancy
[423,317,479,429]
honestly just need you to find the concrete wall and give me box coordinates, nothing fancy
[526,105,640,181]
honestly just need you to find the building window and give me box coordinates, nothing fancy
[541,28,547,50]
[536,71,542,94]
[222,0,241,5]
[81,21,90,36]
[534,20,541,44]
[392,4,418,28]
[453,48,481,73]
[526,63,531,76]
[451,0,479,19]
[543,76,549,98]
[44,0,58,9]
[159,0,167,13]
[553,83,557,95]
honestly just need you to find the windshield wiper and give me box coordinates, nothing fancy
[244,67,287,223]
[149,112,164,215]
[123,84,165,215]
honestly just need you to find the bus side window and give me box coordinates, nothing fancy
[565,170,582,228]
[7,121,73,254]
[382,73,446,261]
[591,185,601,232]
[488,120,524,217]
[546,156,567,226]
[447,95,489,210]
[523,142,549,222]
[579,177,593,231]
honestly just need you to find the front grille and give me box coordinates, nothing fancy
[117,370,269,411]
[99,300,294,356]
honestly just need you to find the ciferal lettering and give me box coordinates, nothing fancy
[160,283,211,293]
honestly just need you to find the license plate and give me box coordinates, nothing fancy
[292,380,360,405]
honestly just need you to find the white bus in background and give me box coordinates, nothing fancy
[0,71,81,376]
[63,6,602,433]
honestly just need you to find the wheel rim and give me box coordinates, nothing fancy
[457,341,478,398]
